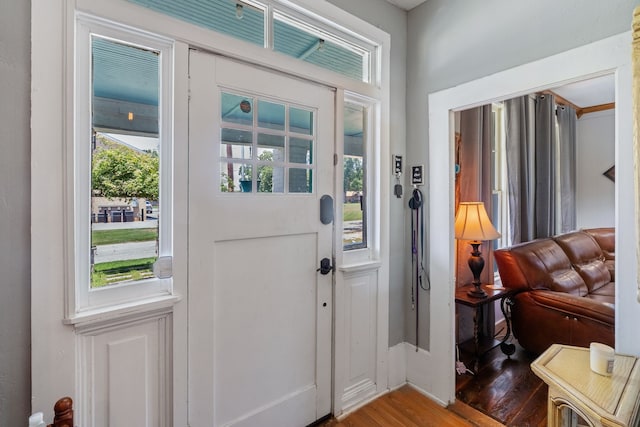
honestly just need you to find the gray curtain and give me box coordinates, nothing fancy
[504,96,535,244]
[505,94,577,243]
[457,105,494,285]
[557,105,577,232]
[535,94,557,238]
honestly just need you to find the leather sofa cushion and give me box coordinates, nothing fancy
[588,281,615,298]
[584,228,615,281]
[554,231,610,293]
[584,228,614,259]
[509,239,588,296]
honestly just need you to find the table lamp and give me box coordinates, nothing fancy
[454,202,501,298]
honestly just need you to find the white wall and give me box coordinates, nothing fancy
[576,110,616,228]
[0,1,31,425]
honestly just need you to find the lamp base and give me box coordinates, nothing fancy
[467,282,487,298]
[466,242,488,298]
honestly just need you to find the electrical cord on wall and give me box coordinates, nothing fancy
[409,187,430,351]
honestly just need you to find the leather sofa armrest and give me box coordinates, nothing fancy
[527,290,614,325]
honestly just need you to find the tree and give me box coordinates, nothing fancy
[92,139,159,200]
[258,151,273,192]
[344,156,363,192]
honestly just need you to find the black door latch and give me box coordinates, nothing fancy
[317,257,333,275]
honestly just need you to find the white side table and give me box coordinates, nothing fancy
[531,344,640,427]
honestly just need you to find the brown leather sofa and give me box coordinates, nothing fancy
[494,228,615,355]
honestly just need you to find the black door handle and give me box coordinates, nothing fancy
[317,257,333,275]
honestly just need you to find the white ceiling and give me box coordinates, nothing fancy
[551,74,615,108]
[385,0,428,11]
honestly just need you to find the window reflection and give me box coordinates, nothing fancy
[343,102,366,250]
[90,37,160,288]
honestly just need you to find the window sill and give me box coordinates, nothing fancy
[64,294,182,329]
[338,260,382,274]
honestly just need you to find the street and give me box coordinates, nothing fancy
[92,219,158,264]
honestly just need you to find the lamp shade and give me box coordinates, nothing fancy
[454,202,501,241]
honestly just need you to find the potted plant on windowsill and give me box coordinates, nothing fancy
[239,165,253,192]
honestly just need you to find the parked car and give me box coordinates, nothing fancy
[145,201,153,214]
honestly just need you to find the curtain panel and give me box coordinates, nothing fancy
[455,105,495,286]
[535,94,558,239]
[557,105,577,232]
[504,94,577,243]
[504,95,536,244]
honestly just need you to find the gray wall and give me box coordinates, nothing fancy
[328,0,408,347]
[8,2,636,423]
[576,110,616,228]
[405,0,639,343]
[0,0,31,425]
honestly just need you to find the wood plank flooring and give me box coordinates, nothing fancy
[320,342,547,427]
[320,385,500,427]
[456,343,547,426]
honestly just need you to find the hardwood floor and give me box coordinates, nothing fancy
[320,342,547,427]
[456,342,547,426]
[320,385,500,427]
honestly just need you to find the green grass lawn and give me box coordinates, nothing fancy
[92,228,158,245]
[343,203,363,221]
[91,257,156,288]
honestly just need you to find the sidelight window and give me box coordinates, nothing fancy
[75,16,174,311]
[343,99,370,251]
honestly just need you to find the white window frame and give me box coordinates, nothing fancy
[71,14,175,316]
[340,92,378,264]
[271,8,373,83]
[491,103,509,250]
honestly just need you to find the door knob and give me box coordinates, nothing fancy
[317,257,333,275]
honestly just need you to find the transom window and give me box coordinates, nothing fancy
[127,0,374,82]
[219,91,316,193]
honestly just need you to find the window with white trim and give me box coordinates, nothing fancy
[127,0,375,83]
[343,96,374,253]
[219,91,316,193]
[75,16,174,312]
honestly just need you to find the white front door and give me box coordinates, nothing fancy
[188,50,335,427]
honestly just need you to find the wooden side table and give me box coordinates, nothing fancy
[531,344,640,427]
[455,283,515,371]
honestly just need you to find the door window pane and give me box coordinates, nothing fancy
[258,100,285,130]
[221,128,253,158]
[90,37,160,288]
[289,137,313,165]
[257,133,285,160]
[221,93,254,126]
[257,165,284,193]
[219,91,316,194]
[290,107,314,135]
[221,161,257,193]
[289,168,312,193]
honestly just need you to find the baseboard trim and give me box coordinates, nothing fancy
[334,389,390,421]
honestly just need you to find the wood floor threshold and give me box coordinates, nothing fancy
[321,385,505,426]
[447,400,505,427]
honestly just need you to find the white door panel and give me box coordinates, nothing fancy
[188,50,334,427]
